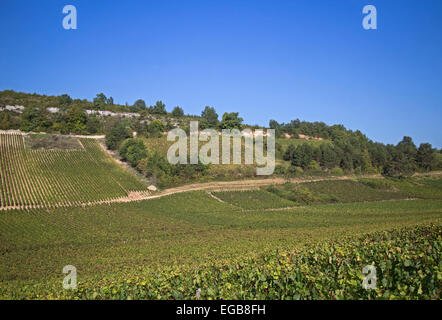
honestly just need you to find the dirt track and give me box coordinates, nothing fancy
[139,171,442,201]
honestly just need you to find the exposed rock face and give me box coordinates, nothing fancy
[0,105,25,112]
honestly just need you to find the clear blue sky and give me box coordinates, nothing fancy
[1,0,441,147]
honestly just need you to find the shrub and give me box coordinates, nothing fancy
[119,138,147,167]
[105,123,132,150]
[171,106,184,117]
[331,167,344,176]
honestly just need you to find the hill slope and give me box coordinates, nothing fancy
[0,132,149,210]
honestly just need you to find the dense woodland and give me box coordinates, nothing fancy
[1,90,441,186]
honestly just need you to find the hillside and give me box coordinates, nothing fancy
[0,131,149,210]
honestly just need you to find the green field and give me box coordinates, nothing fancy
[1,176,441,299]
[0,132,441,299]
[0,133,148,209]
[212,190,296,209]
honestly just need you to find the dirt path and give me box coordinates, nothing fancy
[1,170,440,211]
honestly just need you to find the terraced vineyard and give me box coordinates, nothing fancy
[0,132,149,210]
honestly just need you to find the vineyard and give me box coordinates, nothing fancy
[0,192,440,299]
[0,132,441,299]
[0,132,149,210]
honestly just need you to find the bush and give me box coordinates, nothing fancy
[171,106,184,117]
[307,160,320,170]
[331,167,344,176]
[119,138,147,167]
[148,120,165,138]
[105,123,132,150]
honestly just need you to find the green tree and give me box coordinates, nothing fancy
[58,94,72,108]
[133,99,146,110]
[119,138,147,167]
[20,106,52,132]
[151,101,167,114]
[283,143,296,161]
[172,106,184,117]
[383,144,416,178]
[219,112,243,130]
[396,136,418,164]
[105,122,132,150]
[137,152,172,187]
[93,93,108,108]
[320,144,338,169]
[416,143,436,171]
[65,106,87,134]
[201,106,219,129]
[148,119,165,137]
[86,116,101,134]
[291,144,314,169]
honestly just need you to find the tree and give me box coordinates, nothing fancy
[382,145,416,178]
[86,116,101,134]
[416,143,436,171]
[137,152,172,187]
[291,144,314,169]
[65,105,87,134]
[119,138,147,167]
[171,106,184,117]
[148,119,164,137]
[20,106,52,132]
[151,101,167,114]
[283,144,296,161]
[133,99,146,110]
[396,136,418,163]
[269,120,280,129]
[201,106,218,129]
[105,122,132,150]
[93,93,108,108]
[320,144,338,169]
[269,120,283,138]
[58,94,72,107]
[219,112,243,130]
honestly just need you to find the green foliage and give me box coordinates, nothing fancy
[105,122,132,150]
[417,143,437,171]
[219,112,243,130]
[65,105,87,134]
[265,178,421,205]
[3,222,440,299]
[86,116,102,134]
[151,101,167,115]
[171,106,184,117]
[331,167,344,176]
[213,190,296,209]
[119,138,147,167]
[58,94,72,108]
[147,120,165,137]
[200,106,219,129]
[20,106,52,132]
[133,99,147,110]
[93,93,110,108]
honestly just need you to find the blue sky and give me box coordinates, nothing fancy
[1,0,441,147]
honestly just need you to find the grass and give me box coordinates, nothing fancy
[213,190,296,209]
[264,178,431,205]
[24,133,83,150]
